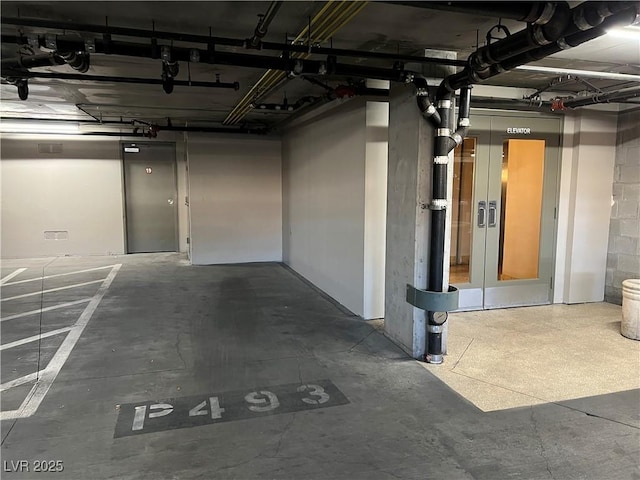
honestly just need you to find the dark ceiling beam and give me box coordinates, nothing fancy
[1,70,240,89]
[0,16,466,67]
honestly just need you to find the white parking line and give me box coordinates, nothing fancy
[0,264,121,420]
[3,265,116,286]
[1,279,105,302]
[0,326,74,351]
[0,372,40,392]
[1,268,27,285]
[0,298,93,322]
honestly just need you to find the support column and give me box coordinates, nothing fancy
[384,50,457,360]
[384,79,433,358]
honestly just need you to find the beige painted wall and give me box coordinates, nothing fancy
[1,137,126,257]
[187,134,282,265]
[282,99,388,319]
[555,110,619,303]
[1,133,188,259]
[282,101,367,316]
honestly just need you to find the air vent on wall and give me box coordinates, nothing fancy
[44,230,69,240]
[38,143,63,154]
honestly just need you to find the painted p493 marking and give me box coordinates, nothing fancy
[114,379,349,438]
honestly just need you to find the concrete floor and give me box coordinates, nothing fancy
[426,303,640,413]
[1,253,639,479]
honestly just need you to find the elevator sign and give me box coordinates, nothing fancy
[506,127,531,134]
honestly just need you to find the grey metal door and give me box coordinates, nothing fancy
[450,114,561,310]
[123,143,178,253]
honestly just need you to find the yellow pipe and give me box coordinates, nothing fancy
[230,69,281,111]
[290,2,361,60]
[296,1,348,42]
[294,1,346,44]
[227,3,364,123]
[311,2,363,42]
[225,71,286,124]
[224,2,341,124]
[226,1,354,122]
[224,1,368,125]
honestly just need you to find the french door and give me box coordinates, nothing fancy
[449,114,561,310]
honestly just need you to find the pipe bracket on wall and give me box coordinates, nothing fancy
[406,285,459,313]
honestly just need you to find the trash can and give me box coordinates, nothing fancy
[621,279,640,340]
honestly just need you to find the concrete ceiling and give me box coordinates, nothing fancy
[1,1,639,131]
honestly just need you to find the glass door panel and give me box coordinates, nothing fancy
[498,139,545,281]
[450,138,477,284]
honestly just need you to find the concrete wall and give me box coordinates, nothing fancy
[384,83,434,357]
[605,109,640,304]
[187,134,282,265]
[282,99,387,319]
[555,110,619,303]
[1,136,126,257]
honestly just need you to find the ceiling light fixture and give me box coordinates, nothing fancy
[515,65,640,82]
[0,121,80,134]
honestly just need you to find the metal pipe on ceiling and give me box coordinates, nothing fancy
[221,1,344,125]
[496,7,640,77]
[2,51,89,72]
[557,86,640,109]
[1,70,240,89]
[223,0,368,125]
[248,1,284,49]
[386,1,561,22]
[0,34,408,81]
[440,3,640,94]
[0,16,466,66]
[0,116,268,134]
[0,16,246,48]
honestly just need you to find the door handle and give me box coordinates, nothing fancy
[488,201,497,228]
[477,201,486,228]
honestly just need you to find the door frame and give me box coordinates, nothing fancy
[121,141,179,254]
[452,109,564,311]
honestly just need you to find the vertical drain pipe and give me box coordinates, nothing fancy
[425,85,471,364]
